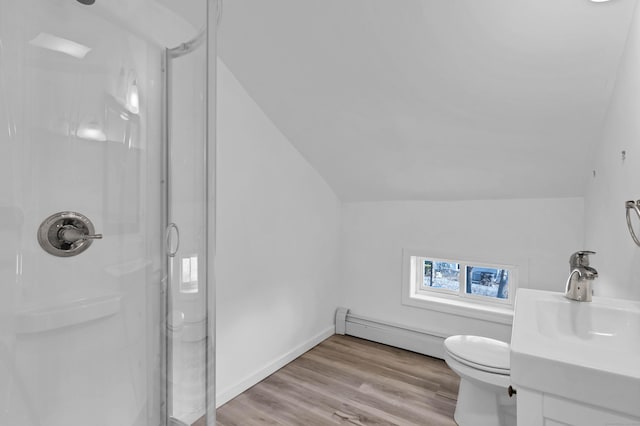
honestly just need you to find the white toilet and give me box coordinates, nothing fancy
[443,335,516,426]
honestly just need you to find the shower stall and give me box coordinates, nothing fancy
[0,0,216,425]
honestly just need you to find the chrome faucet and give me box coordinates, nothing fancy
[565,251,598,302]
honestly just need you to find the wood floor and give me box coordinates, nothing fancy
[215,335,460,426]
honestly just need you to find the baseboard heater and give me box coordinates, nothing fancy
[334,307,447,360]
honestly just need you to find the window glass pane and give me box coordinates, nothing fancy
[422,260,460,292]
[465,266,509,299]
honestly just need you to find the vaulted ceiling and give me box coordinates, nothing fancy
[219,0,637,201]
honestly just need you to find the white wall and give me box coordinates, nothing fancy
[215,60,342,405]
[340,199,584,342]
[584,1,640,302]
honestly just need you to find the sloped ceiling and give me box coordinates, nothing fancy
[219,0,637,201]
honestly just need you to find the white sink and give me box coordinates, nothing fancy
[536,299,640,351]
[511,289,640,418]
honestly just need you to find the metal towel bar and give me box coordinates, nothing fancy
[625,200,640,247]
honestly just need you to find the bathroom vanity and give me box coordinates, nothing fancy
[510,289,640,426]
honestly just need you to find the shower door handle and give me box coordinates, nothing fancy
[166,223,180,257]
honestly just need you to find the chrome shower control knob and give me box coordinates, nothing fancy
[37,211,102,257]
[58,225,102,243]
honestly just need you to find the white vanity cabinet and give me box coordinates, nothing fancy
[516,387,640,426]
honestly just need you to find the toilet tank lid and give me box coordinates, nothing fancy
[444,335,510,371]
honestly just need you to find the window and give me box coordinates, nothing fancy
[414,256,514,305]
[402,249,521,324]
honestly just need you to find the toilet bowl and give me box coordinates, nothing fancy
[443,335,516,426]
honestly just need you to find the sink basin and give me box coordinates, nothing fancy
[536,299,640,351]
[511,289,640,418]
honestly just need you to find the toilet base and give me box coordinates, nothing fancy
[454,377,516,426]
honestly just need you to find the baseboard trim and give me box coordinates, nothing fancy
[335,308,447,359]
[215,326,335,407]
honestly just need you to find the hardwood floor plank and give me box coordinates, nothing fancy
[276,366,397,425]
[301,347,454,413]
[216,394,282,426]
[319,338,456,390]
[259,375,345,424]
[305,346,441,393]
[216,335,460,425]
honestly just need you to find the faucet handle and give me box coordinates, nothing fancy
[569,250,596,267]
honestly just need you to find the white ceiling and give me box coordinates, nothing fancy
[219,0,637,201]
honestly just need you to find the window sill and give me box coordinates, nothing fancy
[402,292,514,325]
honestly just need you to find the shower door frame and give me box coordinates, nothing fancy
[160,1,217,423]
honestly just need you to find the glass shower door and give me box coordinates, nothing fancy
[164,24,210,426]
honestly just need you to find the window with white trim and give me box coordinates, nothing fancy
[410,255,517,306]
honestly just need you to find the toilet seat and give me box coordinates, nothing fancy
[444,335,510,375]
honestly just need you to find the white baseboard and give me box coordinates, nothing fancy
[215,326,335,407]
[335,308,447,359]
